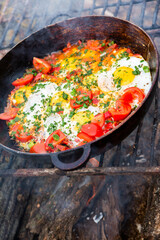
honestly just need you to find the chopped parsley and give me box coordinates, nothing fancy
[132,66,141,75]
[62,92,68,100]
[53,134,60,141]
[99,93,105,98]
[108,41,114,46]
[113,77,122,89]
[143,66,150,73]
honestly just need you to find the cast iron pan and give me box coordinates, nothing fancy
[0,16,159,170]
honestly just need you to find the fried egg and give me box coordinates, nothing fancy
[98,56,151,95]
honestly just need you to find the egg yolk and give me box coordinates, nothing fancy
[51,91,70,107]
[71,111,94,131]
[113,66,135,86]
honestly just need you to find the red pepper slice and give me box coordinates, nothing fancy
[12,74,34,86]
[33,57,51,74]
[45,129,66,151]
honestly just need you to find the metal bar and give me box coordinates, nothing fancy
[131,119,143,166]
[152,0,160,27]
[126,0,134,21]
[150,87,159,166]
[0,0,10,23]
[9,0,30,44]
[101,0,108,16]
[0,0,18,47]
[139,0,146,28]
[1,166,160,177]
[114,0,121,17]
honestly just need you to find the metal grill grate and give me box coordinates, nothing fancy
[0,0,159,174]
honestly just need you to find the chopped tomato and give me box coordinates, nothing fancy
[55,144,69,151]
[34,72,42,81]
[10,122,21,132]
[81,123,103,137]
[70,90,92,109]
[33,57,51,74]
[66,69,81,79]
[91,113,105,127]
[77,132,95,142]
[0,108,18,120]
[12,74,34,86]
[78,91,92,101]
[70,99,83,109]
[92,98,99,105]
[104,111,112,119]
[119,87,145,104]
[52,66,61,73]
[15,129,33,142]
[133,54,142,58]
[106,43,118,54]
[126,48,131,54]
[87,40,103,51]
[108,100,131,121]
[78,141,86,146]
[57,111,64,115]
[92,90,100,105]
[30,142,47,153]
[63,42,71,52]
[103,122,114,134]
[45,129,66,151]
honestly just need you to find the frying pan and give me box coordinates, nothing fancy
[0,16,159,170]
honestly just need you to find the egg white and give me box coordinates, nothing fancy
[98,56,152,95]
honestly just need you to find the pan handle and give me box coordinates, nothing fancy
[50,144,91,170]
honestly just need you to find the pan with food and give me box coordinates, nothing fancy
[0,16,159,170]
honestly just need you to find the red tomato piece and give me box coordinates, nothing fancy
[55,144,69,151]
[34,72,42,81]
[77,132,95,142]
[10,122,21,132]
[108,100,131,121]
[92,90,100,105]
[78,141,86,146]
[0,108,18,120]
[45,129,66,151]
[13,124,33,142]
[30,142,47,153]
[81,123,103,137]
[33,57,51,74]
[104,111,112,119]
[70,99,83,109]
[92,98,99,105]
[104,122,114,131]
[106,43,118,54]
[12,74,34,86]
[63,42,71,52]
[119,87,145,104]
[15,131,33,143]
[91,113,105,127]
[87,40,102,51]
[70,90,92,109]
